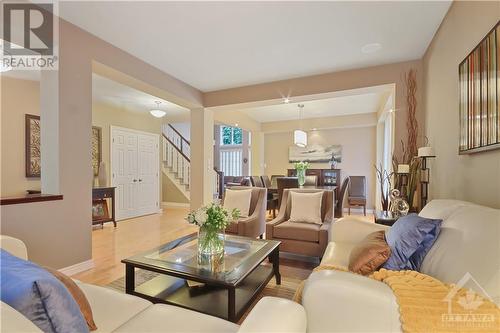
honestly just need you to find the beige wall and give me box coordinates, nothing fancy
[1,16,203,269]
[423,1,500,208]
[92,102,187,204]
[205,60,423,159]
[92,102,162,183]
[264,126,377,209]
[1,77,41,197]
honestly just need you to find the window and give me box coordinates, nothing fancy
[221,126,242,145]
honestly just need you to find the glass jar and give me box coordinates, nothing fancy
[297,169,306,186]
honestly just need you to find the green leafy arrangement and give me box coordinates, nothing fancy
[294,161,310,171]
[186,202,240,232]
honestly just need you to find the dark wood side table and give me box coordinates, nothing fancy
[374,211,399,226]
[92,186,116,227]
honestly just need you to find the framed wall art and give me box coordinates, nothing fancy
[459,21,500,154]
[289,144,342,163]
[92,199,109,221]
[25,114,41,178]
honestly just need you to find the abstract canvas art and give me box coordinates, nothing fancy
[289,144,342,163]
[459,21,500,154]
[25,114,41,178]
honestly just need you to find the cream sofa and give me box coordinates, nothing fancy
[302,199,500,332]
[0,235,307,333]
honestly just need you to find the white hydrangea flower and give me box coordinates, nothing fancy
[195,209,208,225]
[187,213,195,224]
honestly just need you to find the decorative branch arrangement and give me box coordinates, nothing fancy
[375,164,393,212]
[405,69,418,160]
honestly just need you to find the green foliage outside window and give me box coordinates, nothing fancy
[221,126,243,145]
[222,126,232,145]
[232,128,242,144]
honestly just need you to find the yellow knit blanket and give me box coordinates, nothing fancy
[294,265,500,333]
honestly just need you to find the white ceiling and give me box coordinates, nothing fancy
[59,1,451,92]
[240,91,385,123]
[92,74,189,117]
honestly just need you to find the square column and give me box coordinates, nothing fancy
[190,108,215,209]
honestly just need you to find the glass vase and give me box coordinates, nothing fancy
[297,169,306,186]
[197,226,225,267]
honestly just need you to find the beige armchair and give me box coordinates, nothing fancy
[224,186,267,238]
[266,188,334,259]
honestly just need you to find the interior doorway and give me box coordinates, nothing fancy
[111,126,160,220]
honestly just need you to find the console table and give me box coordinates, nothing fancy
[92,186,116,227]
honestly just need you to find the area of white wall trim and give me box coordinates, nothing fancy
[58,259,94,276]
[162,201,190,208]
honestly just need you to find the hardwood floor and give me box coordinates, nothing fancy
[74,207,196,285]
[74,208,374,286]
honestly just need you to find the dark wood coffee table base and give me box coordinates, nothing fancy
[124,247,280,323]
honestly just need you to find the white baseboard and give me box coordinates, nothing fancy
[162,201,190,208]
[59,259,94,276]
[343,207,374,214]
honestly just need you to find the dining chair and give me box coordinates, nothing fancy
[270,175,285,188]
[334,176,350,218]
[348,176,367,215]
[261,176,277,218]
[250,176,264,187]
[304,175,318,186]
[261,175,272,188]
[276,177,299,208]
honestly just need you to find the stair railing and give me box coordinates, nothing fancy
[162,124,223,199]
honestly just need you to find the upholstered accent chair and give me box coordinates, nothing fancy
[334,177,350,218]
[276,177,299,209]
[348,176,367,215]
[224,186,267,238]
[266,189,334,259]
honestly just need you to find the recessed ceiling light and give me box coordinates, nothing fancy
[312,128,317,131]
[361,43,382,54]
[235,123,239,127]
[283,97,290,104]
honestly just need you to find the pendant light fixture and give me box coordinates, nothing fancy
[294,104,307,147]
[150,101,166,118]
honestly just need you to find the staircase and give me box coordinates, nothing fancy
[162,124,223,202]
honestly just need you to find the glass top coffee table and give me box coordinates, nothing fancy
[121,233,281,322]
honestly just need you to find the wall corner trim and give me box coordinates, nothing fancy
[162,201,190,208]
[58,259,94,276]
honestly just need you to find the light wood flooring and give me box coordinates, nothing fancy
[74,208,373,286]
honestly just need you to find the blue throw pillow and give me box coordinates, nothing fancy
[383,213,442,271]
[0,249,89,333]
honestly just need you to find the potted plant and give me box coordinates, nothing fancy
[186,202,240,265]
[294,161,309,187]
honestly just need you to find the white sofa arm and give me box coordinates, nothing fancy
[331,218,388,244]
[0,235,28,260]
[238,297,306,333]
[303,270,401,332]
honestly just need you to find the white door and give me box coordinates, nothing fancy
[111,126,159,220]
[136,133,159,216]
